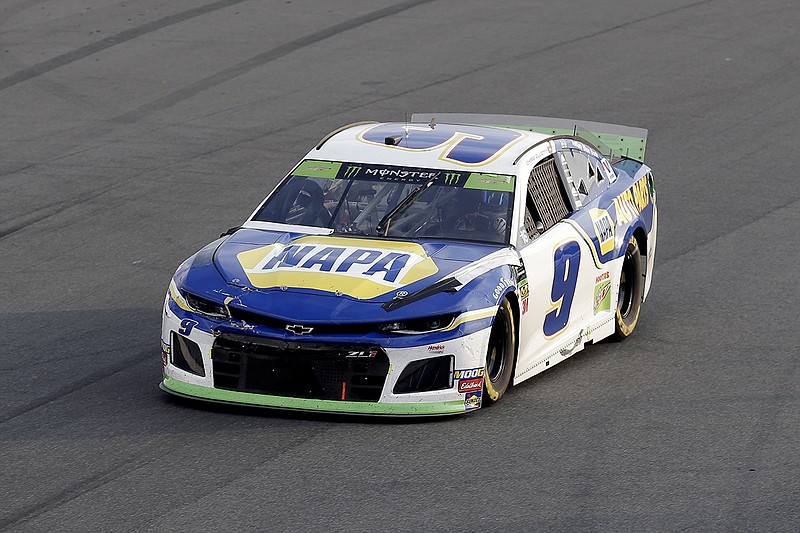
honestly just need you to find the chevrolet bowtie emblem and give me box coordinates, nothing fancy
[285,324,314,335]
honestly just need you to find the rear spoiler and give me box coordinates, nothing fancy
[410,113,648,162]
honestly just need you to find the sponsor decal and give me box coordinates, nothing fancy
[237,236,439,299]
[293,160,342,179]
[161,340,170,367]
[343,165,363,179]
[464,173,515,192]
[464,390,482,410]
[442,172,461,185]
[596,271,610,283]
[364,167,437,180]
[454,367,485,380]
[612,176,650,226]
[600,158,614,177]
[492,277,515,300]
[593,280,611,315]
[458,377,483,393]
[427,344,445,353]
[589,208,615,255]
[517,278,529,300]
[517,263,529,315]
[346,349,379,358]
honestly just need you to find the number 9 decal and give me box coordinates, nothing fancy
[178,318,198,336]
[543,240,581,338]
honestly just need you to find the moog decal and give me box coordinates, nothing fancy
[454,367,485,380]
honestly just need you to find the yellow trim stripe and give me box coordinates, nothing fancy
[168,280,193,312]
[563,219,604,269]
[442,307,496,332]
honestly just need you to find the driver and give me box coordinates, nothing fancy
[449,189,508,236]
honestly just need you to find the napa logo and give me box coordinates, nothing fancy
[589,208,615,255]
[236,236,439,300]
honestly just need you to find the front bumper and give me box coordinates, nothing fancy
[160,294,494,416]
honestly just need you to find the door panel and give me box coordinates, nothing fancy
[515,223,601,381]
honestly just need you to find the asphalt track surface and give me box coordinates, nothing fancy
[1,1,799,531]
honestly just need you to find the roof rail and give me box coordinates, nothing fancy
[411,113,648,162]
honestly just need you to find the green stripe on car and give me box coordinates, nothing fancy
[464,173,515,192]
[162,377,466,416]
[293,159,342,178]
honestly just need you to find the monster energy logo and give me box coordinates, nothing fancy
[343,165,362,178]
[443,172,461,185]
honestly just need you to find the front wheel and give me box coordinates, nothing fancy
[613,235,644,340]
[484,299,516,404]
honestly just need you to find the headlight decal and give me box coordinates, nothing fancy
[381,307,495,335]
[378,313,458,334]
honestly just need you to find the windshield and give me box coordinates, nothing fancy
[253,160,515,244]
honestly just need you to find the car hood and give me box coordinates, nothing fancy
[212,228,506,305]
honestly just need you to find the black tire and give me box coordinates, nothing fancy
[484,299,516,404]
[613,235,644,340]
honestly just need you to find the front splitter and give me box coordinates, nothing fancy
[161,377,467,416]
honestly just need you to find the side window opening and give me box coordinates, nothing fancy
[555,148,610,205]
[555,152,582,210]
[524,202,543,240]
[588,161,599,183]
[526,156,572,238]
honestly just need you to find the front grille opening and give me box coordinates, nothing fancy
[393,355,454,394]
[211,333,390,402]
[171,332,205,376]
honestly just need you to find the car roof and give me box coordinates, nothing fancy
[310,121,551,175]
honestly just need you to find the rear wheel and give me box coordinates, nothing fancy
[484,299,516,404]
[614,235,644,339]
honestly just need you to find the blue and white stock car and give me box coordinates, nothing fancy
[161,113,657,415]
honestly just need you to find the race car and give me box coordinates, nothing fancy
[160,113,657,415]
